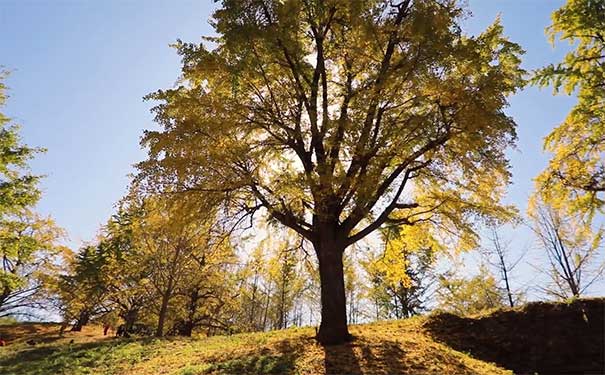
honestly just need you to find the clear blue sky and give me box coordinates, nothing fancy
[1,1,598,297]
[1,0,214,245]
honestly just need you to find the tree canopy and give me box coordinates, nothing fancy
[533,0,605,219]
[0,71,65,318]
[137,0,525,344]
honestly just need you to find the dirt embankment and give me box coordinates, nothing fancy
[425,298,605,375]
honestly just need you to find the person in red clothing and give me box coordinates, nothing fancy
[0,337,6,346]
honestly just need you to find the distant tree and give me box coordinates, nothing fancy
[170,268,236,337]
[138,0,524,344]
[58,207,150,332]
[266,239,306,330]
[436,265,508,316]
[363,227,436,320]
[136,204,191,337]
[299,254,322,327]
[0,71,42,218]
[129,197,217,337]
[238,245,270,332]
[343,253,363,324]
[235,231,310,332]
[481,225,526,308]
[0,71,66,318]
[529,199,604,300]
[364,250,434,320]
[532,0,605,219]
[60,195,239,337]
[102,208,152,333]
[59,244,113,331]
[167,217,238,337]
[0,211,66,318]
[531,0,604,301]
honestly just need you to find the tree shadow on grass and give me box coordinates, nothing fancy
[204,333,391,375]
[0,337,152,375]
[232,333,412,374]
[323,335,410,375]
[324,334,519,375]
[323,336,362,375]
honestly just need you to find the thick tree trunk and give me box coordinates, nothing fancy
[177,289,200,337]
[177,320,194,336]
[121,308,139,333]
[71,310,90,332]
[315,237,351,345]
[156,292,170,337]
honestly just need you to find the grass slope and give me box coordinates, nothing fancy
[0,298,602,375]
[0,318,507,375]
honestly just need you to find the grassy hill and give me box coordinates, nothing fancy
[0,298,602,375]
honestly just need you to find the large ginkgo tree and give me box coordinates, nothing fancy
[138,0,524,344]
